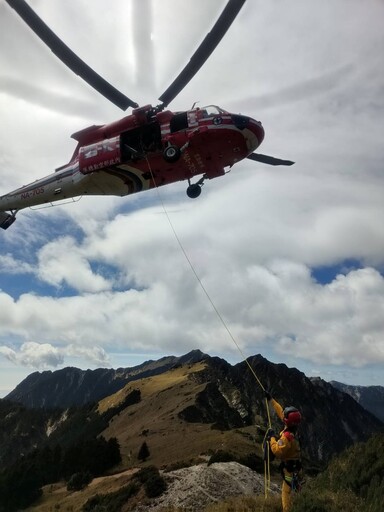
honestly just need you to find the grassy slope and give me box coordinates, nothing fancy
[24,362,384,511]
[25,471,138,512]
[101,361,263,469]
[26,361,267,511]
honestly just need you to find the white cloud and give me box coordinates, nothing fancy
[0,341,63,369]
[1,0,384,386]
[0,262,383,369]
[37,236,112,292]
[0,341,110,370]
[0,253,34,275]
[64,344,111,366]
[274,268,384,366]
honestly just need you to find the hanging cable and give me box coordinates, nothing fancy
[144,156,272,398]
[144,155,273,492]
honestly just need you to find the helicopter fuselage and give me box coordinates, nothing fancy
[0,105,264,224]
[2,0,291,231]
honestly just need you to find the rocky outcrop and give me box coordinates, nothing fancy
[178,382,244,429]
[135,462,278,511]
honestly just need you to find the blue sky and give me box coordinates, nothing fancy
[1,0,384,396]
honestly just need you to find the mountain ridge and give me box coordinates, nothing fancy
[329,380,384,422]
[96,353,383,465]
[5,349,208,408]
[1,351,383,511]
[2,351,382,468]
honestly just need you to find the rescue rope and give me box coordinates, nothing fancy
[144,156,273,494]
[262,426,273,498]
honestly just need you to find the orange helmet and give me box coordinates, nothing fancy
[283,406,302,427]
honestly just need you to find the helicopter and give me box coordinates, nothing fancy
[0,0,294,230]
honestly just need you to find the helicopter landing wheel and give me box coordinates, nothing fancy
[163,145,181,163]
[186,183,202,199]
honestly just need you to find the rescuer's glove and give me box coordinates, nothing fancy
[266,428,276,440]
[264,390,272,401]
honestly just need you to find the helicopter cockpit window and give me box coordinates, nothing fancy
[201,105,224,117]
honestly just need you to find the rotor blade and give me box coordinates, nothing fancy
[5,0,138,110]
[247,153,295,166]
[132,0,155,97]
[158,0,246,107]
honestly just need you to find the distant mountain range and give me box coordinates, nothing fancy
[5,349,206,408]
[2,350,382,470]
[8,351,383,427]
[329,380,384,422]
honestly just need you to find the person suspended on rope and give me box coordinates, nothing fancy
[265,391,303,512]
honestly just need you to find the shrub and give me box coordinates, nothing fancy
[144,473,167,498]
[291,488,365,512]
[238,452,264,472]
[207,450,236,465]
[82,482,139,511]
[138,441,150,462]
[134,465,160,484]
[305,433,384,512]
[134,465,167,498]
[66,471,92,491]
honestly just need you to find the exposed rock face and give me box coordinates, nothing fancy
[135,462,278,511]
[242,357,383,462]
[175,355,383,463]
[178,381,245,429]
[329,381,384,422]
[0,400,54,466]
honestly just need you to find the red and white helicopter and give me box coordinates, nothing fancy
[0,0,293,230]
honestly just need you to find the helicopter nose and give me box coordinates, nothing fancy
[232,114,265,150]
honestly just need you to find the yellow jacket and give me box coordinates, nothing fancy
[269,398,301,461]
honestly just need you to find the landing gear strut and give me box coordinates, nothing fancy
[186,175,206,199]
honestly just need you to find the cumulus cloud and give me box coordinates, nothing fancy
[64,344,111,366]
[273,267,384,366]
[1,0,384,386]
[0,262,383,369]
[0,342,63,369]
[36,236,113,293]
[0,341,110,370]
